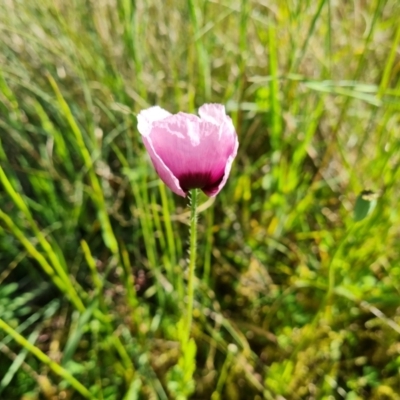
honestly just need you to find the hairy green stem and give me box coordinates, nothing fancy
[185,189,198,342]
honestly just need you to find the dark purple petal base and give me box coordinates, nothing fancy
[178,171,225,194]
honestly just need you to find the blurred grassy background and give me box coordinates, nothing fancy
[1,0,400,398]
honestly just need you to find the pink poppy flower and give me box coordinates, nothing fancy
[137,104,238,197]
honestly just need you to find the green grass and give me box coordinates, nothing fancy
[1,0,400,398]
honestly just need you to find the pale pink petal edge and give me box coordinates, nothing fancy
[142,136,187,197]
[138,106,186,197]
[204,134,239,197]
[137,106,172,137]
[200,104,238,197]
[198,103,228,125]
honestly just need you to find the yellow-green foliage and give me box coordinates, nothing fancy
[1,0,400,399]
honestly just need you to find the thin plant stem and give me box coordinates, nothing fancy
[185,189,198,342]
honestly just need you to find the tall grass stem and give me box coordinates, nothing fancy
[0,318,94,399]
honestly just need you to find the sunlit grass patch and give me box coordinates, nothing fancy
[1,0,400,398]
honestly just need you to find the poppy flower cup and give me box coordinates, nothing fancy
[137,103,238,197]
